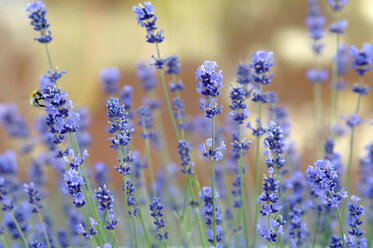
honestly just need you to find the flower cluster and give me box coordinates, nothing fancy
[95,184,114,211]
[137,61,157,92]
[287,207,308,247]
[195,61,223,97]
[199,187,223,246]
[306,160,348,208]
[125,179,138,217]
[63,169,86,208]
[264,123,286,169]
[327,0,348,11]
[77,217,97,239]
[229,86,250,124]
[345,195,367,246]
[24,182,43,213]
[26,0,52,43]
[165,55,180,75]
[350,43,373,76]
[63,149,89,170]
[106,98,133,150]
[250,50,274,85]
[149,197,169,240]
[99,67,121,94]
[256,216,285,243]
[199,138,226,161]
[137,106,154,139]
[172,96,186,130]
[0,104,29,138]
[236,62,252,96]
[306,0,326,53]
[177,140,194,174]
[133,2,164,43]
[257,167,281,216]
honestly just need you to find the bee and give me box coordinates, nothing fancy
[30,90,46,108]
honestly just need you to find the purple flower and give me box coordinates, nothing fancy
[342,114,364,128]
[24,182,43,213]
[346,195,366,245]
[149,197,168,240]
[137,106,154,139]
[133,2,164,43]
[0,151,18,176]
[165,55,180,74]
[350,43,373,76]
[256,216,285,242]
[0,104,29,138]
[26,0,53,43]
[250,50,274,85]
[329,20,348,34]
[199,187,223,246]
[137,61,157,91]
[306,68,329,83]
[229,86,250,124]
[196,61,224,97]
[99,67,121,94]
[328,0,348,11]
[177,140,194,174]
[306,0,326,53]
[199,138,226,161]
[199,98,223,118]
[257,168,281,216]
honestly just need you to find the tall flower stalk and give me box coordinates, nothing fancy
[345,43,372,192]
[249,50,275,248]
[196,60,224,246]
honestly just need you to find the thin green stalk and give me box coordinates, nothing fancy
[133,217,140,248]
[37,213,51,248]
[117,146,135,248]
[154,42,180,141]
[313,83,323,159]
[10,211,29,248]
[144,138,156,197]
[336,208,346,248]
[311,211,320,248]
[328,12,340,135]
[0,236,9,248]
[210,97,217,247]
[44,44,54,69]
[345,76,363,192]
[253,85,263,248]
[238,125,250,248]
[134,196,151,248]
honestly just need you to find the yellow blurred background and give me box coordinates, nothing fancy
[0,0,373,190]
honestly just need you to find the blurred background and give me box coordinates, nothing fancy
[0,0,373,191]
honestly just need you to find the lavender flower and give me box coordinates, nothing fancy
[165,55,180,74]
[328,0,348,11]
[287,207,308,247]
[75,108,92,149]
[329,236,343,248]
[229,86,250,124]
[99,67,121,94]
[133,2,165,43]
[0,104,29,138]
[257,167,281,216]
[306,68,329,83]
[342,114,364,128]
[149,197,169,240]
[196,61,223,97]
[306,0,326,53]
[26,0,52,43]
[199,138,226,161]
[24,182,43,213]
[306,160,347,208]
[104,210,119,230]
[177,140,194,174]
[250,50,274,85]
[125,179,138,217]
[137,61,157,92]
[264,123,286,169]
[137,106,153,139]
[63,169,86,208]
[256,216,285,243]
[346,195,367,246]
[77,217,97,239]
[120,86,134,116]
[63,149,89,170]
[350,43,373,76]
[236,62,252,96]
[172,96,186,130]
[0,151,18,176]
[94,162,110,186]
[95,184,114,211]
[329,20,348,34]
[199,187,223,246]
[106,97,133,150]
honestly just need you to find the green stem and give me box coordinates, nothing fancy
[10,211,29,248]
[155,42,180,141]
[336,208,346,248]
[253,85,263,248]
[134,196,151,248]
[345,76,363,192]
[133,216,140,248]
[44,44,54,69]
[144,138,157,197]
[313,83,323,159]
[312,211,320,248]
[0,236,9,248]
[210,97,217,247]
[37,213,51,248]
[238,125,250,248]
